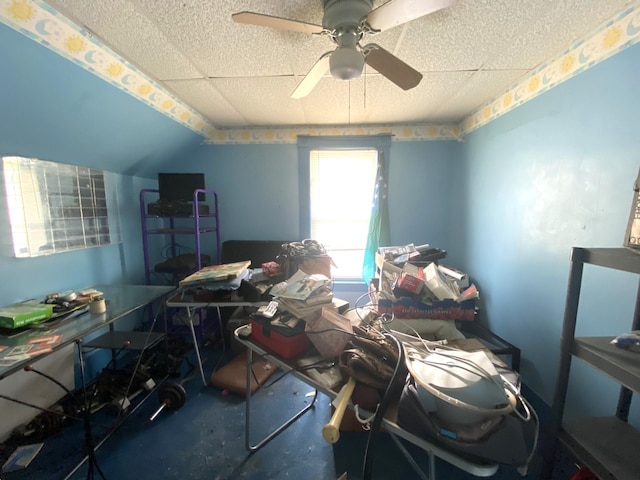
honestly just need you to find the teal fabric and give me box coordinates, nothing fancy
[362,151,390,281]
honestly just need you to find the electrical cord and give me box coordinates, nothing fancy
[388,326,540,472]
[348,289,540,473]
[362,333,406,480]
[386,321,516,415]
[75,339,108,480]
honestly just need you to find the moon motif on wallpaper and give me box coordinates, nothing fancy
[84,51,101,64]
[627,14,640,35]
[578,47,592,64]
[35,19,55,36]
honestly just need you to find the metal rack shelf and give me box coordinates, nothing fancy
[543,247,640,480]
[139,188,221,286]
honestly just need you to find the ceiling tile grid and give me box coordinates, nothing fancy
[163,78,247,126]
[2,0,639,143]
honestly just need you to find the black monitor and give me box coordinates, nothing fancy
[157,173,206,202]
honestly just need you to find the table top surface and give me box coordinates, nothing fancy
[0,284,174,380]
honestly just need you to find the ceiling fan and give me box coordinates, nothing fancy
[232,0,453,98]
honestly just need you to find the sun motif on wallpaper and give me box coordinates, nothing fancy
[137,84,151,95]
[5,0,34,21]
[106,63,123,77]
[64,35,85,53]
[603,26,622,49]
[503,93,513,108]
[560,54,575,73]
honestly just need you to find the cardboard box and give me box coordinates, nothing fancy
[377,297,476,321]
[305,308,353,359]
[0,302,54,329]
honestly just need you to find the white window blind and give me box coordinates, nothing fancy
[310,149,378,278]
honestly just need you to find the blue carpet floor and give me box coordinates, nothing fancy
[0,334,579,480]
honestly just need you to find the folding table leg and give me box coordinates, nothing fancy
[186,307,207,385]
[244,348,318,452]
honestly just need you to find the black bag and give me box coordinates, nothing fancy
[276,240,332,278]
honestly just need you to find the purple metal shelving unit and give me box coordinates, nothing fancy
[139,188,221,286]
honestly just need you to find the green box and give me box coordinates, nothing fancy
[0,302,54,329]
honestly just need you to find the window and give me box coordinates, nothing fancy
[310,149,378,278]
[2,156,122,258]
[298,135,391,280]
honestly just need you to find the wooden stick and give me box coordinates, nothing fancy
[322,377,357,444]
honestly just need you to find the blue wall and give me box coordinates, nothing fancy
[185,141,458,250]
[2,5,640,428]
[0,22,209,439]
[179,141,458,305]
[0,22,205,306]
[453,43,640,420]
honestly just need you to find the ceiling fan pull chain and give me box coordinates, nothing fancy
[349,81,352,125]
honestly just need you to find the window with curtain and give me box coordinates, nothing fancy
[298,135,391,281]
[309,149,378,279]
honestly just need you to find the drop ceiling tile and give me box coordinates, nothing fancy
[208,76,307,126]
[47,0,203,80]
[163,78,246,126]
[432,69,530,123]
[398,0,555,72]
[295,78,353,126]
[346,70,473,124]
[134,0,327,77]
[485,0,635,70]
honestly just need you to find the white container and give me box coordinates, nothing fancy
[89,298,106,314]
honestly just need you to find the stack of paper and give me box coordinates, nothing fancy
[270,270,334,319]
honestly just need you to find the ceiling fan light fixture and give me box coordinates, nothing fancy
[329,46,364,80]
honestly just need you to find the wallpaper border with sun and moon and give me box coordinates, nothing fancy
[1,0,639,144]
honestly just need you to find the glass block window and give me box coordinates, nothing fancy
[2,156,122,258]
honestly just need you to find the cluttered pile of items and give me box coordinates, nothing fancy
[203,240,539,478]
[0,289,106,339]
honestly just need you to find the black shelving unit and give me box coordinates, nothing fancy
[139,188,221,286]
[543,247,640,480]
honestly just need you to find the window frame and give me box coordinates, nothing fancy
[297,135,391,281]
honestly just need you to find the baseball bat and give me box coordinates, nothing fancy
[322,377,357,444]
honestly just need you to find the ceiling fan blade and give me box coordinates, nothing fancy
[366,0,453,32]
[232,12,324,35]
[291,53,332,99]
[364,44,422,90]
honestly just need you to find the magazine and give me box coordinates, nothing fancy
[269,270,331,300]
[178,260,251,287]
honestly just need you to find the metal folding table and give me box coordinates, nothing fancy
[233,324,500,479]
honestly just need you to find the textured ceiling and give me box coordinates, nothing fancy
[44,0,636,129]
